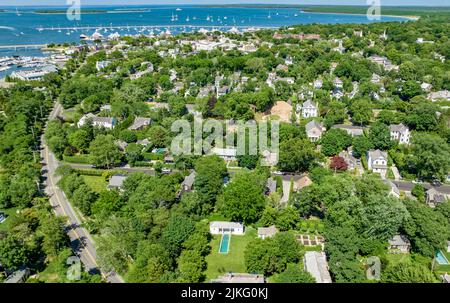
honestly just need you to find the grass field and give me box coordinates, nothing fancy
[205,227,257,281]
[83,175,108,193]
[0,207,19,232]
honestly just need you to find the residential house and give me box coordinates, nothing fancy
[371,73,382,84]
[303,251,332,283]
[333,77,343,89]
[136,138,151,147]
[276,64,289,72]
[257,226,279,240]
[332,124,365,137]
[216,86,229,98]
[369,55,399,72]
[367,149,388,175]
[108,174,128,191]
[211,273,265,283]
[115,140,128,152]
[210,147,237,161]
[301,100,319,118]
[313,79,323,89]
[305,120,325,142]
[426,188,447,207]
[95,60,111,71]
[209,221,244,235]
[128,117,152,131]
[388,235,411,253]
[338,150,359,170]
[77,113,117,129]
[294,175,312,192]
[390,123,410,145]
[421,82,432,92]
[331,88,344,100]
[180,171,196,195]
[428,90,450,102]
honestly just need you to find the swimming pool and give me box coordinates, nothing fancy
[219,233,230,254]
[436,251,449,265]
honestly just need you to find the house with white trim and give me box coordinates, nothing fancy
[209,221,245,235]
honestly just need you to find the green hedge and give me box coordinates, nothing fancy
[143,153,164,161]
[63,155,90,164]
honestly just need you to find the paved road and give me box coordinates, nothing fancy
[41,103,124,283]
[393,181,450,195]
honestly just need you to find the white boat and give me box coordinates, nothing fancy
[16,8,21,17]
[186,16,190,22]
[268,12,271,19]
[206,15,210,21]
[171,13,175,22]
[294,13,298,17]
[176,8,182,11]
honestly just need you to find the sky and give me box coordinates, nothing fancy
[3,0,449,7]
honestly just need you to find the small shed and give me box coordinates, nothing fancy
[257,225,279,240]
[108,174,128,190]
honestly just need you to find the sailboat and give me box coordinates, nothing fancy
[16,8,21,16]
[206,14,210,21]
[176,8,182,11]
[186,16,190,22]
[171,13,175,22]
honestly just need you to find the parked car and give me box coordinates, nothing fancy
[273,171,285,175]
[161,168,172,174]
[431,180,442,187]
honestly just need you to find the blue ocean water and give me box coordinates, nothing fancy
[0,5,409,46]
[0,5,409,78]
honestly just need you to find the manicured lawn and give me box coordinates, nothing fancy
[0,207,19,232]
[83,175,108,193]
[384,253,412,265]
[205,227,256,281]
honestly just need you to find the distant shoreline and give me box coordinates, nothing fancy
[305,11,419,21]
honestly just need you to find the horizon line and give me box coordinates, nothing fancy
[3,4,450,8]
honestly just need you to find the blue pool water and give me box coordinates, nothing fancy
[436,251,449,265]
[219,233,230,254]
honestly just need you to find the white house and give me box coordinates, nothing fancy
[390,123,410,145]
[96,60,111,71]
[313,79,323,89]
[367,149,388,175]
[210,221,245,235]
[107,174,128,191]
[428,90,450,102]
[77,113,117,129]
[301,100,319,118]
[388,235,411,253]
[305,120,326,142]
[210,147,237,161]
[257,225,279,240]
[333,77,343,89]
